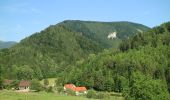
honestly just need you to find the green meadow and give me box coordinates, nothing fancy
[0,90,124,100]
[0,90,91,100]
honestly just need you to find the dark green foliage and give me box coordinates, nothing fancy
[10,80,20,89]
[44,79,49,86]
[66,89,75,96]
[119,22,170,51]
[60,22,170,99]
[86,90,110,99]
[16,65,34,80]
[114,76,122,92]
[86,90,96,98]
[0,65,3,89]
[3,80,20,90]
[163,22,170,32]
[30,79,43,92]
[60,20,150,48]
[128,72,170,100]
[56,86,64,93]
[0,20,149,80]
[2,20,169,99]
[165,67,170,92]
[45,86,53,93]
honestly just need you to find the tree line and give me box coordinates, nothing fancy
[58,22,170,99]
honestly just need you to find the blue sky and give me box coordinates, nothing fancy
[0,0,170,42]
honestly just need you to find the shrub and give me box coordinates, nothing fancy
[30,79,43,92]
[57,86,64,93]
[11,80,20,89]
[66,89,75,96]
[87,90,110,99]
[44,79,49,86]
[95,92,105,99]
[45,86,53,93]
[86,90,96,98]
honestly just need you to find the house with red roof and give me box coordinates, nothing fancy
[64,84,76,91]
[75,86,87,95]
[64,84,87,95]
[19,80,30,90]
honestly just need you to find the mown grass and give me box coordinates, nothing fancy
[0,90,124,100]
[0,90,92,100]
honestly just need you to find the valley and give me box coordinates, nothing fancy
[0,21,170,100]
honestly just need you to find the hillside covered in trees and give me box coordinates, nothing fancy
[0,20,149,80]
[59,22,170,99]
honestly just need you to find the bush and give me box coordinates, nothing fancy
[45,86,53,93]
[66,89,75,96]
[57,86,64,93]
[95,92,105,99]
[86,90,96,98]
[0,76,3,90]
[44,79,49,86]
[11,80,20,89]
[30,79,43,92]
[87,90,110,99]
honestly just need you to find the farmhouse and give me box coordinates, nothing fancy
[64,84,87,95]
[75,87,87,95]
[19,80,30,90]
[64,84,76,91]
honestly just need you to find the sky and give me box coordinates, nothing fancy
[0,0,170,42]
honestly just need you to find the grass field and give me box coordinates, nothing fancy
[0,90,124,100]
[0,90,92,100]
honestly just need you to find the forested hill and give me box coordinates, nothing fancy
[0,41,17,49]
[59,20,150,48]
[60,22,170,99]
[0,20,149,79]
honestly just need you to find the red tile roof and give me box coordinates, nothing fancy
[75,87,87,92]
[19,80,30,87]
[64,84,76,91]
[64,84,87,92]
[3,79,13,85]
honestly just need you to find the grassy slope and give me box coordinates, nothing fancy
[0,90,124,100]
